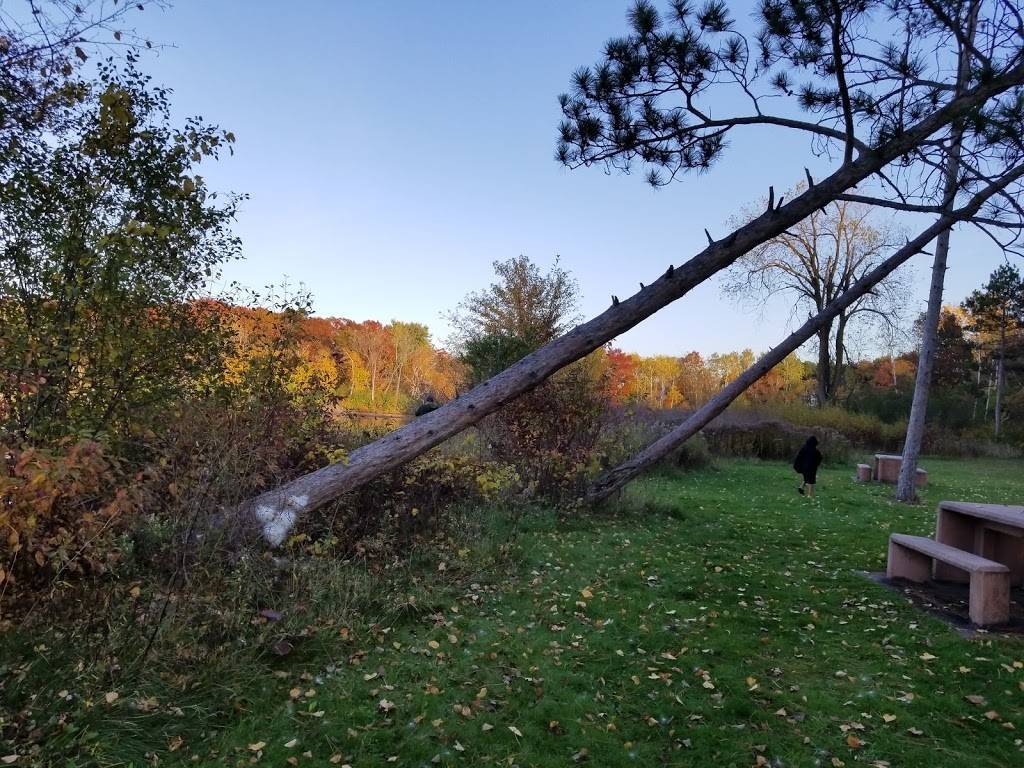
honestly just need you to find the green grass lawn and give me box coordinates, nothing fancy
[4,457,1024,767]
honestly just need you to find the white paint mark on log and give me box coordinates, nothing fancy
[255,503,298,547]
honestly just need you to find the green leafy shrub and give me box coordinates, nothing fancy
[766,402,1021,457]
[303,452,519,562]
[767,404,904,451]
[922,428,1022,458]
[668,433,714,470]
[703,420,852,465]
[592,409,661,471]
[0,64,241,446]
[479,362,609,504]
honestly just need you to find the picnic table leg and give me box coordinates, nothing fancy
[934,509,973,583]
[876,456,900,483]
[887,540,932,582]
[979,530,1024,587]
[969,571,1010,626]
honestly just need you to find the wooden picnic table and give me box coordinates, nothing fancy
[873,454,902,482]
[934,500,1024,585]
[872,453,927,486]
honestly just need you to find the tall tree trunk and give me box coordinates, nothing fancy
[586,210,987,505]
[816,325,832,406]
[985,366,993,419]
[234,71,1024,544]
[972,352,981,421]
[833,313,848,396]
[896,1,978,502]
[347,352,358,398]
[995,339,1005,436]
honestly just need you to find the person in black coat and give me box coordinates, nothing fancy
[793,435,823,496]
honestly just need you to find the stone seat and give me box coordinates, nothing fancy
[887,533,1010,626]
[856,463,871,482]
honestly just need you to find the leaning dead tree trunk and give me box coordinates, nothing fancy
[896,1,979,503]
[585,170,1023,505]
[238,70,1024,545]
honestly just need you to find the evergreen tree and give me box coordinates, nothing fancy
[963,264,1024,435]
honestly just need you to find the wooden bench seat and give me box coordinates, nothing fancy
[887,533,1010,626]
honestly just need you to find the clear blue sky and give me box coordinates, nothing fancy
[128,1,1012,357]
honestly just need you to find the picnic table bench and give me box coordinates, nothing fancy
[887,533,1010,626]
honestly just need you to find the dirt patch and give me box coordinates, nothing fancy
[863,571,1024,637]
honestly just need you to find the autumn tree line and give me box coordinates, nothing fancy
[220,301,814,416]
[210,254,1024,441]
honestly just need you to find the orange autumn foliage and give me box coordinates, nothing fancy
[1,440,137,590]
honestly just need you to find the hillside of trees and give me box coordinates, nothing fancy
[195,281,1023,441]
